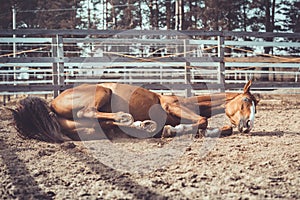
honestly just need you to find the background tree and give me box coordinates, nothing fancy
[165,0,175,29]
[0,0,14,29]
[277,0,300,54]
[0,0,80,29]
[35,0,80,29]
[1,0,298,32]
[0,0,39,29]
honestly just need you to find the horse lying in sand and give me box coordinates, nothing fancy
[10,80,258,142]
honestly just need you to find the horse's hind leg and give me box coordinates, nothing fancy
[77,108,134,126]
[100,119,157,133]
[57,117,108,140]
[75,85,134,125]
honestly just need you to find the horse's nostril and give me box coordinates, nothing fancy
[238,120,253,133]
[246,120,251,128]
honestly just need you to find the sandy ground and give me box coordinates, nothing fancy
[0,94,299,199]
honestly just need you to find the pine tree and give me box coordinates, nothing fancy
[279,0,300,33]
[197,0,246,31]
[8,0,39,29]
[35,0,80,29]
[277,0,300,54]
[165,0,174,29]
[0,0,80,29]
[0,0,14,29]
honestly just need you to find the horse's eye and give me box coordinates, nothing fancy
[242,97,249,102]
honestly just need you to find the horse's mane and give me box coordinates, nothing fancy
[224,92,258,106]
[11,97,65,143]
[186,92,240,105]
[223,93,240,104]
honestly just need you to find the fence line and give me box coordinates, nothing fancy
[0,30,299,101]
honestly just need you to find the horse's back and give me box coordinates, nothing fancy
[51,84,111,118]
[51,83,162,121]
[99,83,162,121]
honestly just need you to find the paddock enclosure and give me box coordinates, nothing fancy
[0,30,299,99]
[0,30,299,199]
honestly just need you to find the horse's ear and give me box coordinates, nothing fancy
[243,80,252,93]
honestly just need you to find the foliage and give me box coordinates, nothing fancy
[0,0,298,33]
[0,0,80,29]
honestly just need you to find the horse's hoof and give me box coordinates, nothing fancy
[141,120,157,133]
[204,128,221,138]
[79,128,96,135]
[220,125,233,137]
[131,120,157,133]
[162,125,176,138]
[116,112,134,126]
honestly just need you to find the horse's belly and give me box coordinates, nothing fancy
[99,83,162,121]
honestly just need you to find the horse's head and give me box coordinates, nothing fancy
[225,80,259,133]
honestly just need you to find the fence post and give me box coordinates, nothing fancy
[184,39,192,97]
[52,35,65,97]
[218,35,225,92]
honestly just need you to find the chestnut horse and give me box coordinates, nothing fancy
[11,80,258,142]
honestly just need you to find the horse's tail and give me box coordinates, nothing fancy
[10,96,65,143]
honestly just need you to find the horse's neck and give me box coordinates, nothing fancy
[184,92,240,118]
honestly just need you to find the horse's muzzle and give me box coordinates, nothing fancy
[238,119,253,133]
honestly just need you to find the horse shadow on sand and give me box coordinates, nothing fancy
[249,131,300,137]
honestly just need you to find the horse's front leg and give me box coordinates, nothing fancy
[161,124,234,138]
[196,125,233,138]
[219,125,233,136]
[162,124,195,138]
[162,124,222,138]
[160,100,208,138]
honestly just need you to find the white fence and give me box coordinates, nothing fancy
[0,29,299,99]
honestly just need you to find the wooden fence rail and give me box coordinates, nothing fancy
[0,29,299,101]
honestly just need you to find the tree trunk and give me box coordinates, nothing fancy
[166,0,171,29]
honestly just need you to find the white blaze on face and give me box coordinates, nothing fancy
[249,101,256,129]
